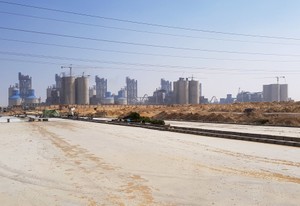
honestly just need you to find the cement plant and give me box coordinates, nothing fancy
[6,69,290,108]
[1,1,300,206]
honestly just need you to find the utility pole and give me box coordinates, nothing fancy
[275,76,285,102]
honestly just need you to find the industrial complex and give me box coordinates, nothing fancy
[7,70,290,108]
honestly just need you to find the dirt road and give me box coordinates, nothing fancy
[0,119,299,205]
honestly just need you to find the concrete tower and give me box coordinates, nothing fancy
[61,76,76,104]
[18,72,32,99]
[188,80,200,104]
[126,77,138,105]
[95,76,107,103]
[75,76,89,105]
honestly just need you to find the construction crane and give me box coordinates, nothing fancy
[275,76,285,102]
[275,76,285,84]
[61,64,73,76]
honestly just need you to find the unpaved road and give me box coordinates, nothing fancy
[0,119,300,205]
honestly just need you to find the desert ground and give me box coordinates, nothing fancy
[28,102,300,127]
[0,118,299,205]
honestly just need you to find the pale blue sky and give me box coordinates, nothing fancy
[1,0,300,105]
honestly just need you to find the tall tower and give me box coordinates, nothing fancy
[126,77,138,105]
[188,79,200,104]
[75,76,89,105]
[18,72,32,99]
[161,79,172,93]
[61,75,76,105]
[95,76,107,102]
[174,78,189,104]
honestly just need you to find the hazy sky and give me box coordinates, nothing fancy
[1,0,300,106]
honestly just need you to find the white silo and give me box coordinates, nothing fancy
[189,80,200,104]
[177,78,189,104]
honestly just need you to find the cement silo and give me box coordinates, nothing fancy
[75,76,89,105]
[24,89,38,104]
[189,80,200,104]
[9,88,22,106]
[175,78,189,104]
[61,76,75,105]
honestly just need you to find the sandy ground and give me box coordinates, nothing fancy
[0,119,300,206]
[166,120,300,138]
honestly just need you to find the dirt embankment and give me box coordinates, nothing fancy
[18,101,300,127]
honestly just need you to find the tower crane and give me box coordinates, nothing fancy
[275,76,285,84]
[61,64,73,76]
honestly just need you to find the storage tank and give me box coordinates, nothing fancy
[8,85,17,98]
[177,78,189,104]
[102,97,114,105]
[117,97,127,105]
[189,80,199,104]
[75,76,89,105]
[24,89,38,104]
[9,89,22,106]
[61,76,75,104]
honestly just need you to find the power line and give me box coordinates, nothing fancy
[0,50,298,73]
[0,0,300,41]
[0,50,241,71]
[2,57,299,75]
[2,26,300,57]
[0,10,299,46]
[2,37,300,63]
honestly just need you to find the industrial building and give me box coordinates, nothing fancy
[263,84,288,102]
[173,78,200,104]
[8,73,39,107]
[161,79,172,93]
[236,91,263,103]
[18,72,32,99]
[46,86,60,105]
[126,77,138,105]
[220,94,235,104]
[47,72,89,105]
[114,88,127,105]
[95,76,107,103]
